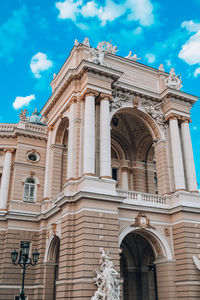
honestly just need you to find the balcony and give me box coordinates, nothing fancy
[117,189,169,209]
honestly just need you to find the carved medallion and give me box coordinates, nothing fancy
[131,212,155,229]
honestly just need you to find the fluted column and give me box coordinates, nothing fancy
[100,95,111,178]
[0,149,13,210]
[169,116,186,191]
[181,118,198,192]
[83,92,96,175]
[43,126,53,199]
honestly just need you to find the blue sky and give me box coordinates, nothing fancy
[0,0,200,187]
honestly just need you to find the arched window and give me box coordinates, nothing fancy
[23,178,36,202]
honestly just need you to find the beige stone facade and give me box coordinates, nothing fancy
[0,41,200,300]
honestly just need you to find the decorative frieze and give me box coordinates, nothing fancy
[142,101,165,126]
[110,84,165,126]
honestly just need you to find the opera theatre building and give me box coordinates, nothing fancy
[0,39,200,300]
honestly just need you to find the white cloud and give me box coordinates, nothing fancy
[55,0,82,20]
[179,21,200,72]
[145,53,156,63]
[30,52,53,78]
[81,1,100,18]
[55,0,155,27]
[194,67,200,77]
[178,31,200,65]
[13,95,35,110]
[181,20,200,32]
[126,0,154,26]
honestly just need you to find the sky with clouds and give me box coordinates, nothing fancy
[0,0,200,187]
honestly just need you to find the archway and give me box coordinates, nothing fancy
[43,236,60,300]
[111,108,159,193]
[120,232,158,300]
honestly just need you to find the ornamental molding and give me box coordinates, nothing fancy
[110,85,165,126]
[142,100,165,126]
[131,212,155,229]
[163,96,192,109]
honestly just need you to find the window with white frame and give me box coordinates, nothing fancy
[23,178,36,202]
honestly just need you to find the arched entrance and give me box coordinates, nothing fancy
[111,108,159,194]
[120,232,158,300]
[43,236,60,300]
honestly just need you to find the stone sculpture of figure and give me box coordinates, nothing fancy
[90,47,106,66]
[97,41,118,54]
[53,73,56,79]
[125,51,141,61]
[19,109,28,122]
[74,39,79,46]
[83,37,90,47]
[165,67,182,90]
[90,41,119,66]
[111,45,118,54]
[27,108,44,125]
[193,255,200,270]
[159,64,165,71]
[91,249,120,300]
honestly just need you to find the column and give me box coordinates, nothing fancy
[100,95,111,178]
[169,116,186,191]
[181,119,198,192]
[67,101,75,179]
[0,149,13,210]
[43,126,53,198]
[121,167,129,190]
[83,92,96,175]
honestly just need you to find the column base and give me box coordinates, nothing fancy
[64,175,117,196]
[175,189,186,192]
[100,176,112,179]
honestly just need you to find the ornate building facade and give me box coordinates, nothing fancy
[0,39,200,300]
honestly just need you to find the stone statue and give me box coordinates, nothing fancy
[90,47,107,66]
[97,41,118,54]
[91,249,120,300]
[53,73,56,79]
[125,51,141,61]
[27,108,44,125]
[89,41,118,66]
[74,39,79,46]
[159,64,165,71]
[193,255,200,270]
[165,67,182,90]
[19,109,28,122]
[83,37,90,47]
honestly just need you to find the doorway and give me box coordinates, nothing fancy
[120,232,158,300]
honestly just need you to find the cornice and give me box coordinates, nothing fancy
[41,60,123,117]
[161,88,198,105]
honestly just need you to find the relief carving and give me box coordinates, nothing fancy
[131,212,155,229]
[141,101,165,126]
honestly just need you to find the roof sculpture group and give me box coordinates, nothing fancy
[74,37,182,91]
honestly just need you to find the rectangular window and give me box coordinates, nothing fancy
[112,168,118,181]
